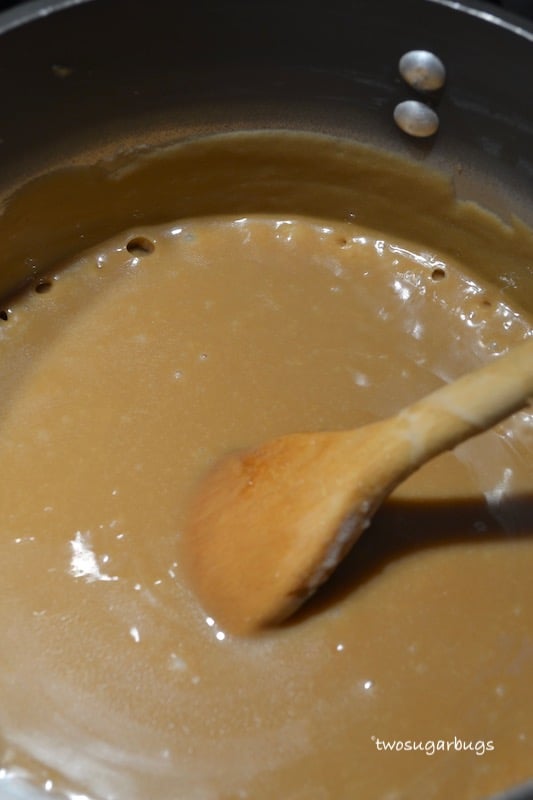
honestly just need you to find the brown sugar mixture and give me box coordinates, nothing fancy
[0,135,532,800]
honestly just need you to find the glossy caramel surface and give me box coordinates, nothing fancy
[0,203,531,799]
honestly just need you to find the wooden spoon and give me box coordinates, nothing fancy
[184,337,533,634]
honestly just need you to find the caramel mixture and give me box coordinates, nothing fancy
[0,205,531,800]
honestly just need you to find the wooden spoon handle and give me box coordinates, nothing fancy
[396,336,533,466]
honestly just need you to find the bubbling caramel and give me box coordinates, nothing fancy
[0,137,532,800]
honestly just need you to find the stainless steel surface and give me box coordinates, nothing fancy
[393,98,440,136]
[399,49,446,91]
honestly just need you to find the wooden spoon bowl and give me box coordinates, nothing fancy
[184,338,533,634]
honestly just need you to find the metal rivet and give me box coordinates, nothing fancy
[399,50,446,92]
[393,100,439,138]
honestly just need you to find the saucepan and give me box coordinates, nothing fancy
[0,0,531,798]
